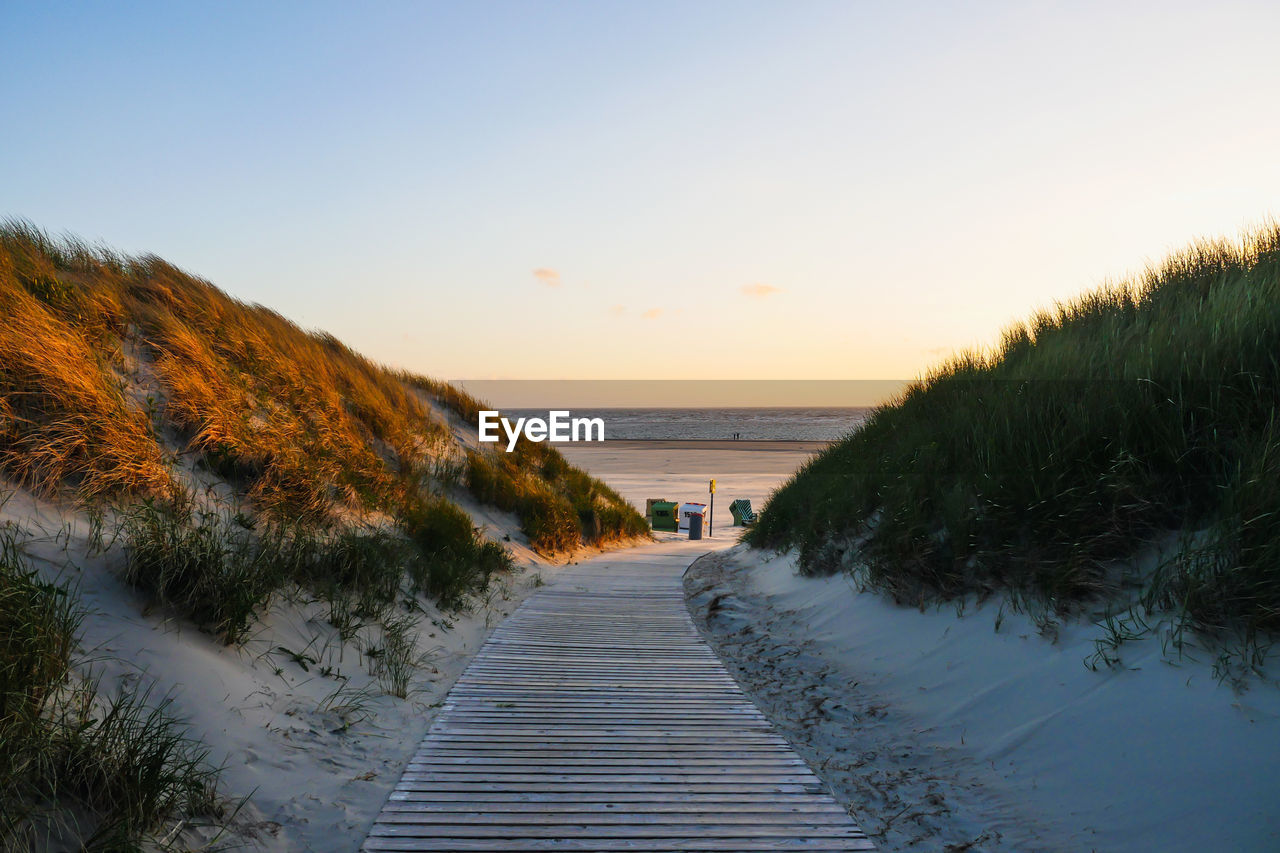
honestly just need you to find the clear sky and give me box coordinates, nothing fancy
[4,1,1280,402]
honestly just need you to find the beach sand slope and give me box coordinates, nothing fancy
[686,545,1280,852]
[1,485,575,852]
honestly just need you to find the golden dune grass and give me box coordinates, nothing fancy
[0,279,171,502]
[0,220,645,550]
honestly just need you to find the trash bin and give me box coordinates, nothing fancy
[650,501,679,532]
[687,512,703,540]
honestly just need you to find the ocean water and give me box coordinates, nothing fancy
[504,407,871,442]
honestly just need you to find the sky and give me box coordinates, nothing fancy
[4,1,1280,404]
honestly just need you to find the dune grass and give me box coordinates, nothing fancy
[464,445,650,553]
[0,219,647,843]
[0,217,645,648]
[0,218,444,518]
[400,374,649,551]
[118,497,302,645]
[0,523,221,850]
[118,490,512,647]
[749,223,1280,671]
[401,495,512,607]
[0,232,171,504]
[0,219,644,555]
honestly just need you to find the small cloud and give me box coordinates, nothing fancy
[533,268,561,287]
[741,283,783,298]
[609,305,626,316]
[641,308,664,320]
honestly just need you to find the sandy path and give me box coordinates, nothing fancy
[680,548,1059,845]
[684,549,1069,852]
[362,536,874,851]
[685,546,1280,853]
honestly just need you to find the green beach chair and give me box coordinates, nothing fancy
[650,500,679,532]
[729,499,757,526]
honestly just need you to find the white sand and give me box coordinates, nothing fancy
[557,439,827,524]
[686,545,1280,852]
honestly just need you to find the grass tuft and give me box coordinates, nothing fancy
[119,498,289,645]
[463,445,648,553]
[118,490,513,645]
[402,496,512,608]
[0,523,222,850]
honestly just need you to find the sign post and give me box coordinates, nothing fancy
[708,479,716,537]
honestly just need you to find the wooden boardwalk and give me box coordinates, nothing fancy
[364,545,873,851]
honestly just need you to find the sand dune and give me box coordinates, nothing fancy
[687,545,1280,852]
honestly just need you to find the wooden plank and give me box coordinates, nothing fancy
[423,726,777,736]
[394,772,823,784]
[369,825,868,839]
[428,727,779,737]
[366,835,875,845]
[410,750,805,760]
[362,552,873,852]
[387,783,823,795]
[405,758,809,769]
[372,813,857,826]
[389,788,849,799]
[377,804,850,816]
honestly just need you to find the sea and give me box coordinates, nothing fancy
[504,407,871,442]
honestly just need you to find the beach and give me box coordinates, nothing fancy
[9,4,1280,849]
[556,439,829,520]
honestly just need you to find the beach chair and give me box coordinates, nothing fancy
[729,499,757,526]
[650,501,679,532]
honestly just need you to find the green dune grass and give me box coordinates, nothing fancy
[749,223,1280,674]
[0,523,222,850]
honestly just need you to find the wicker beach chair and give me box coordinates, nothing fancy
[729,499,757,526]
